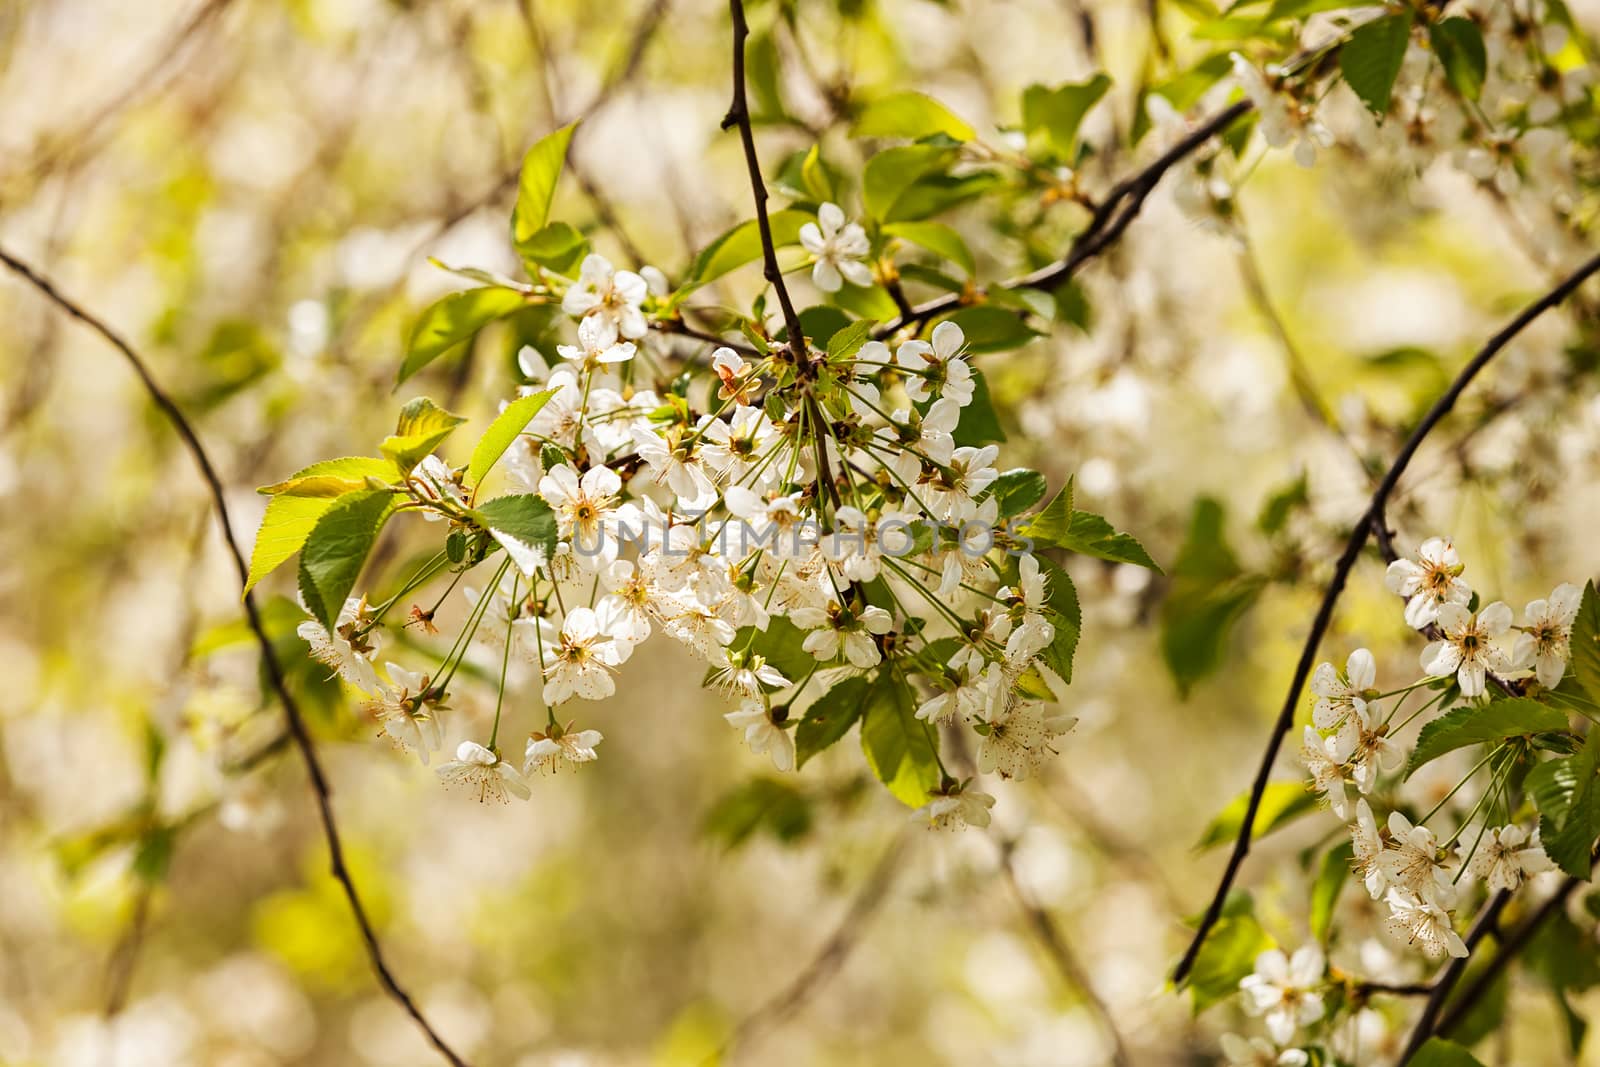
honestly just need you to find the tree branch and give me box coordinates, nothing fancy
[722,0,807,364]
[872,99,1254,339]
[1171,250,1600,986]
[999,840,1134,1067]
[1431,875,1584,1046]
[0,247,473,1067]
[1395,888,1512,1064]
[716,833,906,1059]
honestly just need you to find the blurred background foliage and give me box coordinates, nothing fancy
[1,0,1599,1064]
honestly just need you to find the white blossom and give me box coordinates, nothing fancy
[1238,945,1325,1045]
[799,202,872,292]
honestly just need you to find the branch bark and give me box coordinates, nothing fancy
[722,0,807,364]
[1171,250,1600,986]
[0,247,473,1067]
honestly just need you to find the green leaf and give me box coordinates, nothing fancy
[1022,478,1161,571]
[1311,841,1353,943]
[400,286,527,384]
[1265,0,1376,21]
[381,397,467,474]
[516,220,588,274]
[944,305,1041,354]
[511,121,578,247]
[860,669,942,806]
[795,677,869,767]
[1526,734,1599,878]
[1189,913,1274,1012]
[732,617,818,684]
[1339,12,1413,115]
[863,144,955,222]
[1405,698,1569,778]
[297,489,397,633]
[1196,780,1319,849]
[1571,581,1600,705]
[1407,1039,1487,1067]
[467,389,557,488]
[686,209,812,285]
[1021,74,1111,159]
[883,221,976,276]
[987,468,1048,517]
[851,90,975,142]
[247,457,399,593]
[472,494,558,578]
[1036,555,1081,687]
[1429,17,1487,101]
[703,777,812,849]
[825,318,876,361]
[1160,497,1265,697]
[946,369,1004,447]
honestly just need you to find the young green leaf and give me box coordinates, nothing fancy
[1021,74,1112,159]
[467,388,557,489]
[1160,497,1265,697]
[516,220,589,274]
[1407,1039,1487,1067]
[1526,734,1599,878]
[297,489,397,633]
[1036,555,1081,687]
[987,468,1049,517]
[943,305,1040,354]
[685,209,812,285]
[1429,17,1488,100]
[702,777,812,849]
[381,397,467,474]
[1188,913,1274,1011]
[400,286,527,384]
[734,616,819,684]
[472,494,558,577]
[862,144,955,222]
[795,677,870,767]
[951,369,1007,447]
[882,221,977,277]
[511,121,578,247]
[1310,841,1353,943]
[1405,699,1569,778]
[860,669,942,806]
[851,90,976,142]
[1571,581,1600,705]
[1340,12,1414,115]
[1196,780,1319,849]
[247,457,399,592]
[1022,477,1162,571]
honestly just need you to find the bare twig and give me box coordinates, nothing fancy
[1432,875,1584,1045]
[0,248,473,1067]
[1171,250,1600,986]
[1395,888,1512,1063]
[717,833,907,1060]
[722,0,807,363]
[3,0,235,189]
[999,840,1134,1067]
[873,100,1254,339]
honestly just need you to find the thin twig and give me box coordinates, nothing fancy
[999,840,1134,1067]
[722,0,807,363]
[0,247,473,1067]
[716,833,907,1060]
[873,100,1254,339]
[1395,888,1512,1064]
[1171,250,1600,986]
[1432,875,1583,1045]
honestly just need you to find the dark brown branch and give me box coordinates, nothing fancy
[0,247,473,1067]
[873,99,1254,339]
[1395,889,1513,1064]
[1172,250,1600,986]
[1432,876,1583,1046]
[722,0,807,364]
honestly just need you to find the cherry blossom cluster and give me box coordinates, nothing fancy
[1215,537,1581,1060]
[295,243,1081,823]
